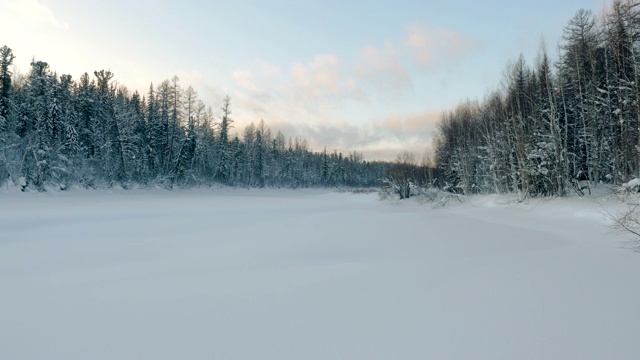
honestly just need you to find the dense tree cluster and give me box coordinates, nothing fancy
[434,0,640,197]
[0,47,385,190]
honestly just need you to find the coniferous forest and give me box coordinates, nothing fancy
[3,1,640,196]
[0,48,387,190]
[434,1,640,197]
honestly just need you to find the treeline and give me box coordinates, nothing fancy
[0,48,386,190]
[434,0,640,197]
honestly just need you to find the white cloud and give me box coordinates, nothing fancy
[230,54,365,121]
[223,27,467,159]
[1,0,70,30]
[233,69,259,92]
[290,54,342,99]
[355,42,413,97]
[405,25,474,68]
[377,109,443,146]
[262,109,444,161]
[257,60,282,78]
[0,0,77,79]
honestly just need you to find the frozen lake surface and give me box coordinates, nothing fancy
[1,188,639,359]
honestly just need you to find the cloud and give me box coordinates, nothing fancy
[355,42,413,96]
[405,25,474,68]
[356,109,444,160]
[229,23,473,123]
[257,60,282,78]
[230,67,274,117]
[378,109,444,141]
[1,0,70,31]
[263,109,445,161]
[222,25,470,160]
[269,119,379,153]
[233,69,259,92]
[0,0,79,79]
[290,54,344,101]
[228,55,368,128]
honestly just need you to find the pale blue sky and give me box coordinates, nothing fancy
[0,0,607,159]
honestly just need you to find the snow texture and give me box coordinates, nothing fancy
[1,189,639,360]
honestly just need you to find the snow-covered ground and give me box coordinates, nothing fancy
[1,188,639,359]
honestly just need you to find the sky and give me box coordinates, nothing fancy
[0,0,608,161]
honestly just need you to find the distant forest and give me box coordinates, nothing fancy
[434,0,640,197]
[0,50,391,190]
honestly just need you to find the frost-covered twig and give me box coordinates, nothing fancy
[602,202,640,251]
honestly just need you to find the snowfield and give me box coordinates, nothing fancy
[1,189,639,360]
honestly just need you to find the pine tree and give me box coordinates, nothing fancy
[0,46,15,183]
[0,46,15,128]
[94,70,126,184]
[216,95,233,184]
[146,83,162,177]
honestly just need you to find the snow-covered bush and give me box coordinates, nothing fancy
[380,177,414,199]
[379,184,465,207]
[18,176,26,192]
[616,178,640,198]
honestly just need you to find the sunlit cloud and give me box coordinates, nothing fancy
[290,54,342,100]
[267,118,386,158]
[262,109,445,161]
[405,25,474,68]
[360,109,444,159]
[2,0,461,161]
[233,69,259,93]
[378,109,444,141]
[256,60,282,78]
[244,54,365,118]
[355,42,413,97]
[223,28,464,160]
[1,0,70,30]
[175,69,206,87]
[0,0,71,73]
